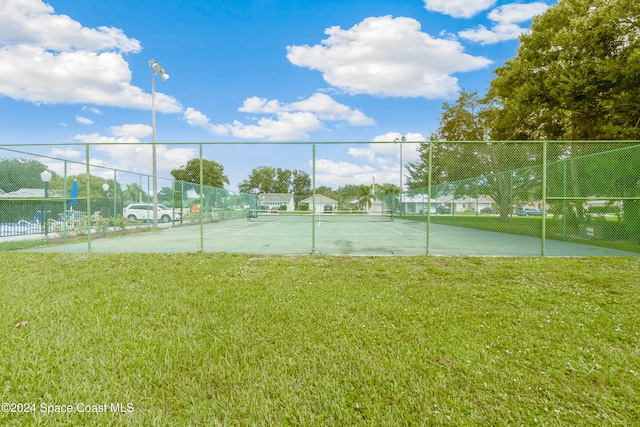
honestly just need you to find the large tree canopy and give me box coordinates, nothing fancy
[490,0,640,140]
[171,159,229,188]
[406,91,538,220]
[407,0,640,226]
[238,166,311,195]
[0,158,50,193]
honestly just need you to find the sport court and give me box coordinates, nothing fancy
[27,214,639,256]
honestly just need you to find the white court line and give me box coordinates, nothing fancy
[355,219,407,235]
[386,219,428,234]
[203,221,271,236]
[204,216,425,237]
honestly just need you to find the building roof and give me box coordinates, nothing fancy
[299,194,338,204]
[400,194,493,204]
[0,188,67,199]
[0,188,50,198]
[258,193,294,203]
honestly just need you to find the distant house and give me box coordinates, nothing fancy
[300,194,339,213]
[400,194,432,214]
[400,193,494,213]
[434,195,494,213]
[257,193,295,211]
[0,188,47,198]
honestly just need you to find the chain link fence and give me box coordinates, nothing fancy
[1,141,638,255]
[402,142,640,251]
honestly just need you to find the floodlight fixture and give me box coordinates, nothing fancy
[150,59,170,81]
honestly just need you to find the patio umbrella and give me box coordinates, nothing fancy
[68,179,79,212]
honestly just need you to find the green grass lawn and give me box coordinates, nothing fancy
[1,253,639,426]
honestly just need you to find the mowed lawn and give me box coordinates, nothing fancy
[1,253,639,426]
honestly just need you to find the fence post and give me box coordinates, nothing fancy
[426,141,432,255]
[562,159,567,239]
[86,144,91,253]
[312,143,316,254]
[63,160,68,240]
[541,141,547,256]
[199,143,204,253]
[113,169,117,234]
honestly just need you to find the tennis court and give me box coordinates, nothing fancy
[25,213,639,256]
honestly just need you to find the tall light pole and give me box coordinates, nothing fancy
[395,136,406,216]
[149,59,170,228]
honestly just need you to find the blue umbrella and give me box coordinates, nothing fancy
[68,179,79,210]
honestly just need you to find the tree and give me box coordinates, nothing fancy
[238,166,277,194]
[406,91,489,189]
[490,0,640,140]
[315,186,334,197]
[238,166,311,195]
[47,173,120,201]
[171,159,229,188]
[377,183,401,196]
[356,184,374,211]
[0,158,50,193]
[490,0,640,231]
[123,183,145,204]
[406,91,537,220]
[291,170,312,196]
[274,168,292,193]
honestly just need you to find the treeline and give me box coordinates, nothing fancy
[404,0,639,231]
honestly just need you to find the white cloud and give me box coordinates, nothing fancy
[0,0,141,52]
[82,106,103,115]
[289,93,375,126]
[314,158,379,187]
[185,93,375,141]
[231,112,323,141]
[372,132,426,143]
[240,93,375,126]
[50,147,83,159]
[0,0,181,113]
[287,16,491,99]
[423,0,497,18]
[109,124,152,139]
[488,2,549,23]
[371,132,424,163]
[73,125,196,174]
[239,97,283,114]
[76,115,93,125]
[459,2,550,45]
[315,132,426,188]
[183,107,230,136]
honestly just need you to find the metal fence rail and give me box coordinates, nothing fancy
[1,141,638,255]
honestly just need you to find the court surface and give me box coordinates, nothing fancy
[26,215,639,256]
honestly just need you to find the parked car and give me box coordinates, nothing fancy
[515,207,543,216]
[435,205,451,214]
[123,203,180,223]
[480,206,497,214]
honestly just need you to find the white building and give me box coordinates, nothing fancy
[400,193,494,213]
[300,194,339,213]
[257,193,295,211]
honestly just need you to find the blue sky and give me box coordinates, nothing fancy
[0,0,555,191]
